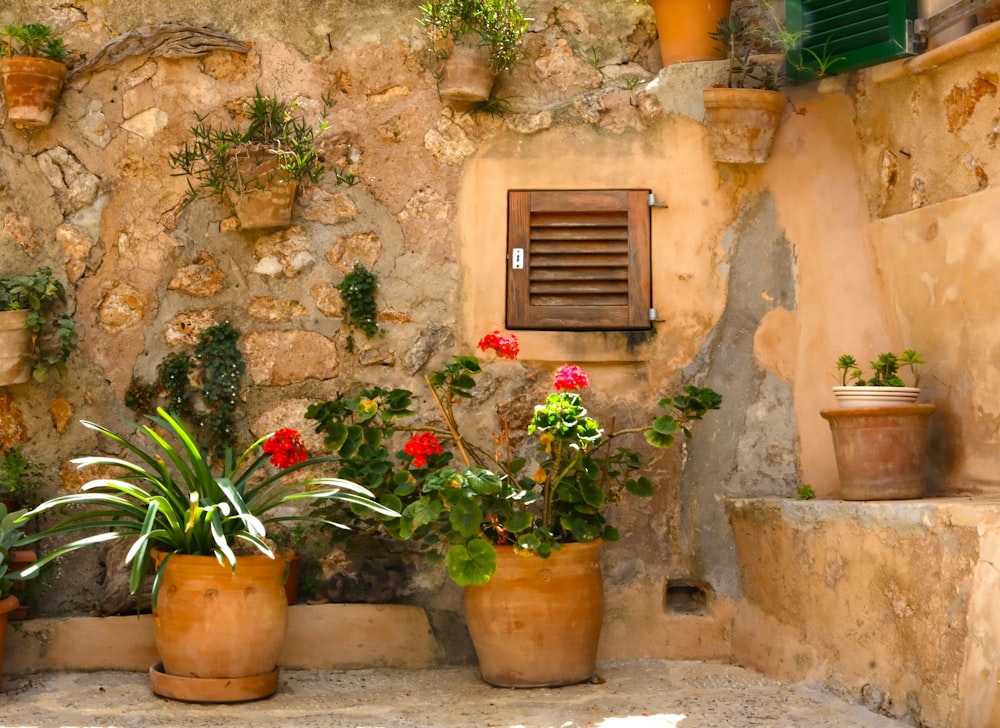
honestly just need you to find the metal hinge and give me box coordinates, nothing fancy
[648,192,668,209]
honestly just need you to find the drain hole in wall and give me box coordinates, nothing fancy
[663,579,712,616]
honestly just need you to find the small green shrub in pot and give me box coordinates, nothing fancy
[0,23,68,61]
[0,24,70,127]
[419,0,531,73]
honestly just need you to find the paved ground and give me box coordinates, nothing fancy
[0,660,913,728]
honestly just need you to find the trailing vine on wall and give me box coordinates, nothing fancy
[125,321,245,459]
[337,263,379,351]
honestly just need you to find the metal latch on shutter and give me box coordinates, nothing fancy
[511,248,524,270]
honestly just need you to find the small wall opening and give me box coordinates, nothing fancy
[664,579,713,615]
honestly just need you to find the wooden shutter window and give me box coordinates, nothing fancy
[506,189,651,331]
[786,0,918,82]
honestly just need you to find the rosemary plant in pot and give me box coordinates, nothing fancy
[821,350,935,500]
[169,88,327,231]
[16,409,396,702]
[306,331,721,687]
[0,23,69,127]
[419,0,530,104]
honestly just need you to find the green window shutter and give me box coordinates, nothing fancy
[506,190,652,331]
[786,0,918,82]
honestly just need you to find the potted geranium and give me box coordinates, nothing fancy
[0,266,79,386]
[306,330,721,687]
[15,409,396,702]
[821,350,935,500]
[418,0,530,104]
[0,23,69,127]
[169,88,328,230]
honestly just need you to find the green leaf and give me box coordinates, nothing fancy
[445,539,497,586]
[644,428,676,449]
[625,476,654,497]
[448,498,484,538]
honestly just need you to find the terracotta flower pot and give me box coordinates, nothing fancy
[225,146,298,230]
[0,310,32,386]
[149,552,289,702]
[438,38,496,104]
[0,57,67,128]
[821,403,936,500]
[648,0,733,67]
[464,540,604,687]
[702,87,787,164]
[0,594,19,690]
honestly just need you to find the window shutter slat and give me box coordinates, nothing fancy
[786,0,917,82]
[506,189,651,331]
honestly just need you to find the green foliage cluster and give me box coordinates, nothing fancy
[0,24,67,61]
[305,343,721,586]
[0,503,28,599]
[126,321,246,459]
[836,350,924,388]
[169,88,329,206]
[419,0,530,72]
[0,448,44,506]
[0,266,79,383]
[337,263,379,350]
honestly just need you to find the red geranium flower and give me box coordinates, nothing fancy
[553,364,589,391]
[263,428,309,469]
[477,330,519,360]
[404,431,443,469]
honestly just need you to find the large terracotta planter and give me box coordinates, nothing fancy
[0,594,18,690]
[0,310,32,386]
[225,146,298,230]
[464,540,604,687]
[438,38,496,104]
[702,87,787,164]
[0,57,67,128]
[648,0,733,67]
[150,552,289,702]
[821,404,936,500]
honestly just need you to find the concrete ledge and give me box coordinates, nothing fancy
[4,603,442,676]
[727,496,1000,728]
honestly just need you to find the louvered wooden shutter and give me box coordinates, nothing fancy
[786,0,918,82]
[506,189,651,331]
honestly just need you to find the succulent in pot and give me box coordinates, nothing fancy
[169,88,328,230]
[0,24,70,127]
[832,350,924,408]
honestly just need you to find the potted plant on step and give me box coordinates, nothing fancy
[15,409,396,702]
[169,88,328,231]
[821,350,935,500]
[0,266,79,386]
[0,503,28,689]
[702,6,797,164]
[306,331,721,687]
[419,0,530,104]
[0,23,69,128]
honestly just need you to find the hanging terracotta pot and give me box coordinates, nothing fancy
[148,552,289,702]
[0,594,18,690]
[702,87,787,164]
[0,310,32,387]
[821,404,936,500]
[225,145,298,230]
[0,57,67,128]
[438,38,496,104]
[648,0,733,67]
[464,540,604,687]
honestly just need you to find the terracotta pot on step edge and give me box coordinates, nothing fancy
[648,0,733,67]
[0,594,19,690]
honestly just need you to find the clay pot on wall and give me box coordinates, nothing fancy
[438,38,496,104]
[0,57,67,128]
[820,404,936,500]
[648,0,733,67]
[702,87,787,164]
[0,594,18,689]
[0,310,33,387]
[148,552,289,702]
[225,146,298,231]
[464,540,604,687]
